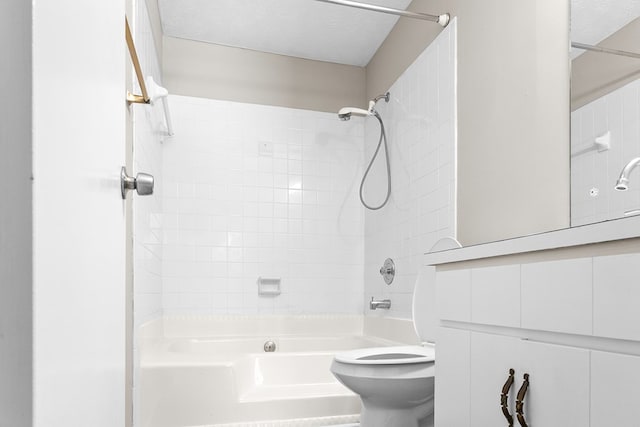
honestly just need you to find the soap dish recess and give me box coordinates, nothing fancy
[257,277,281,296]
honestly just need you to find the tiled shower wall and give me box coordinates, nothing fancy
[364,19,457,319]
[132,1,165,425]
[132,0,164,327]
[571,78,640,226]
[162,96,365,315]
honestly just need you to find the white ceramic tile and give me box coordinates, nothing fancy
[521,258,593,335]
[593,253,640,340]
[364,20,457,320]
[471,264,521,328]
[162,95,365,315]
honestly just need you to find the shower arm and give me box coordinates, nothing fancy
[314,0,450,27]
[372,92,390,104]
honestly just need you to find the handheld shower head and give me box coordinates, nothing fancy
[336,92,390,121]
[338,107,372,121]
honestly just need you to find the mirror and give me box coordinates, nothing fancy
[570,0,640,226]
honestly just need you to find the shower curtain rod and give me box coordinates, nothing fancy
[572,42,640,60]
[313,0,450,27]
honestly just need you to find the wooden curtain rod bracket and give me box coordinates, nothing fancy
[125,16,150,104]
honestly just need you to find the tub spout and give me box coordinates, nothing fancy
[370,297,391,310]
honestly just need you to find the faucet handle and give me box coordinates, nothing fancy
[379,258,395,285]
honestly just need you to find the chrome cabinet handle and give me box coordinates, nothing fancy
[501,369,515,426]
[120,166,154,199]
[516,373,530,427]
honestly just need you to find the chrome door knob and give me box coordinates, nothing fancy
[120,166,154,199]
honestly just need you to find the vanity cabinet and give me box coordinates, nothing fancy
[470,333,589,427]
[436,328,640,427]
[433,249,640,427]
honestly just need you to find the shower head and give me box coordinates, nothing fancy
[337,92,390,121]
[615,157,640,191]
[338,107,372,121]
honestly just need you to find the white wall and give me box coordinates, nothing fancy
[0,0,32,425]
[364,20,457,319]
[571,78,640,226]
[163,37,366,114]
[162,96,365,315]
[32,0,126,425]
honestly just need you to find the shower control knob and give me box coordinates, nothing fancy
[120,166,155,199]
[379,258,395,285]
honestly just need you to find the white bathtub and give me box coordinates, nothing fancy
[139,316,418,427]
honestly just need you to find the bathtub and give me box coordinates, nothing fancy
[139,315,418,427]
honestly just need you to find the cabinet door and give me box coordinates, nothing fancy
[591,350,640,427]
[469,332,521,427]
[519,340,590,427]
[435,327,470,427]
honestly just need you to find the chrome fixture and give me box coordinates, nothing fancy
[264,340,277,352]
[379,258,395,285]
[370,297,391,310]
[572,42,640,60]
[614,157,640,191]
[120,166,154,199]
[337,93,391,210]
[314,0,450,27]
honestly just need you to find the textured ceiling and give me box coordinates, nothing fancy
[158,0,413,67]
[158,0,640,66]
[571,0,640,57]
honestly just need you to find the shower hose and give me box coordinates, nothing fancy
[360,111,391,210]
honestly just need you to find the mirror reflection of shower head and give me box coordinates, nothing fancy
[615,157,640,191]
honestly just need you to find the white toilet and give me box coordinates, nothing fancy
[330,263,442,427]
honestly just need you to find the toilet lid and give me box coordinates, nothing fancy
[413,238,462,343]
[334,345,435,365]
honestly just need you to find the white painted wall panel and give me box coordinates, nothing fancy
[32,0,126,425]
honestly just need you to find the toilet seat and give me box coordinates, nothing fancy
[334,345,435,365]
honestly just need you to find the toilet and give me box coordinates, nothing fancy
[330,239,459,427]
